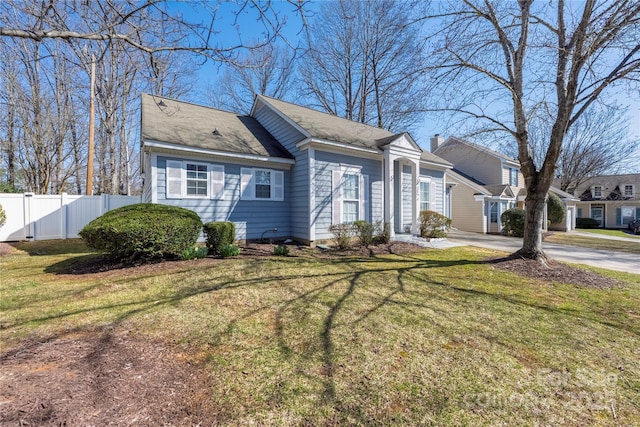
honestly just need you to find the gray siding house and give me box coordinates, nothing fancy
[141,94,452,244]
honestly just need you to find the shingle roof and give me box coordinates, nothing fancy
[438,136,520,165]
[567,173,640,201]
[141,93,293,159]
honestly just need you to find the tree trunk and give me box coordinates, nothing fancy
[518,190,547,259]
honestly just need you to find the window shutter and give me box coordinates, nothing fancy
[240,168,254,200]
[636,207,640,220]
[577,208,582,218]
[273,171,284,201]
[332,170,342,224]
[360,175,369,221]
[210,165,224,200]
[616,208,622,225]
[166,160,182,199]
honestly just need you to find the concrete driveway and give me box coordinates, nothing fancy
[446,230,640,276]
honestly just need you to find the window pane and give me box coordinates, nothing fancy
[185,163,207,196]
[343,174,359,200]
[420,182,430,210]
[343,201,358,223]
[490,203,498,223]
[255,170,271,185]
[255,183,271,199]
[187,180,207,195]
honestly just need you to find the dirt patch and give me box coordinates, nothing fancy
[0,242,14,256]
[488,255,622,289]
[0,332,215,427]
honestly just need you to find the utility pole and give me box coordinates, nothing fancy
[86,53,95,195]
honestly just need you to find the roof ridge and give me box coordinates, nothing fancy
[142,92,245,117]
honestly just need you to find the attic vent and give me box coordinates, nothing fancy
[157,100,167,107]
[212,128,221,136]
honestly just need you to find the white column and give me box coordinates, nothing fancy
[411,159,420,234]
[384,151,395,237]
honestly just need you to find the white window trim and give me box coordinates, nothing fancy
[166,160,224,200]
[331,166,368,224]
[623,184,634,197]
[592,185,603,199]
[419,177,431,212]
[509,168,519,187]
[240,167,284,201]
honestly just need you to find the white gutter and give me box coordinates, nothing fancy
[143,139,296,165]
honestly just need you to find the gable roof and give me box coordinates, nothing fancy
[566,173,640,201]
[256,96,395,149]
[435,136,520,167]
[140,93,293,159]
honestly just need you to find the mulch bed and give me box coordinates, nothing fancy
[0,239,623,426]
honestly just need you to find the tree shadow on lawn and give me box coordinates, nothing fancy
[7,250,636,423]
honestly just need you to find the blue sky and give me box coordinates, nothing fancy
[177,1,640,154]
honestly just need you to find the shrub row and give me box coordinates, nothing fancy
[329,221,391,249]
[79,204,241,261]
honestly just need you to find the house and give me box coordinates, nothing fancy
[565,174,640,228]
[432,135,578,233]
[140,94,453,244]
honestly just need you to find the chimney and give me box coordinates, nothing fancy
[430,134,444,152]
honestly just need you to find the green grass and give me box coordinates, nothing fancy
[1,240,640,425]
[577,228,640,239]
[545,232,640,254]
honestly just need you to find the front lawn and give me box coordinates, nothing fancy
[545,232,640,254]
[1,240,639,426]
[578,228,640,239]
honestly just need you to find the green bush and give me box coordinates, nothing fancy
[547,192,566,224]
[353,220,375,247]
[375,222,391,244]
[203,221,236,255]
[329,223,355,249]
[576,217,600,229]
[181,245,208,260]
[501,207,526,237]
[273,244,290,256]
[0,203,6,229]
[219,243,240,257]
[79,203,202,261]
[418,210,452,238]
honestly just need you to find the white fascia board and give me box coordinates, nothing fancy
[386,144,421,160]
[420,159,453,170]
[473,194,488,202]
[143,139,295,167]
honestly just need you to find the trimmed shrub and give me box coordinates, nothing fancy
[375,221,391,244]
[0,203,6,230]
[329,223,355,249]
[418,210,452,238]
[576,217,600,229]
[547,192,566,224]
[79,203,202,261]
[501,207,526,237]
[203,221,236,255]
[273,244,290,256]
[181,245,208,260]
[219,243,240,257]
[353,220,375,247]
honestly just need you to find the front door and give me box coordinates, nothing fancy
[591,206,603,227]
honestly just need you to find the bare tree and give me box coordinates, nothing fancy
[300,0,427,132]
[424,0,640,259]
[523,104,639,192]
[210,43,297,114]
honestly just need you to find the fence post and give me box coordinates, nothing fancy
[61,192,68,239]
[101,193,109,215]
[24,192,34,240]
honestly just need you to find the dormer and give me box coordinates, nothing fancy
[623,184,635,198]
[592,185,603,199]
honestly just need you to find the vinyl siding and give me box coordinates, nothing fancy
[502,166,525,191]
[253,103,310,241]
[420,167,445,214]
[142,151,153,203]
[574,201,640,229]
[436,142,502,184]
[402,164,413,232]
[156,156,291,240]
[313,150,383,240]
[447,175,486,233]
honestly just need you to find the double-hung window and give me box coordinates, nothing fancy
[186,163,208,196]
[419,180,431,211]
[332,167,368,225]
[592,186,602,198]
[342,173,360,223]
[166,159,224,199]
[623,184,634,197]
[240,168,284,201]
[509,168,518,187]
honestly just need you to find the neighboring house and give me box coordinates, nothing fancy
[432,136,577,233]
[564,174,640,228]
[140,94,453,244]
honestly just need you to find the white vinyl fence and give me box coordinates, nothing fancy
[0,193,141,242]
